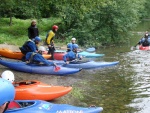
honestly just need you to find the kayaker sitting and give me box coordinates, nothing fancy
[0,70,21,111]
[0,77,16,113]
[19,36,41,55]
[67,37,82,52]
[138,31,150,47]
[25,47,57,67]
[63,44,82,64]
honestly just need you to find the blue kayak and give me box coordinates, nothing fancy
[5,100,103,113]
[86,47,96,52]
[78,51,104,58]
[55,50,105,58]
[0,59,81,75]
[63,61,119,69]
[53,60,119,69]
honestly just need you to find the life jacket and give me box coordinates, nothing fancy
[45,30,54,45]
[19,40,33,55]
[142,38,149,47]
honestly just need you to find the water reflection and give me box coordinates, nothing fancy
[126,50,150,113]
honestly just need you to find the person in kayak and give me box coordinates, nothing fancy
[19,36,41,55]
[45,25,58,60]
[67,38,82,52]
[63,44,82,64]
[28,20,39,40]
[1,70,14,83]
[25,46,57,67]
[67,38,76,51]
[138,31,150,47]
[0,71,22,110]
[0,78,15,113]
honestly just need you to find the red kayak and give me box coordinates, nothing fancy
[14,80,72,100]
[43,51,65,60]
[139,45,150,50]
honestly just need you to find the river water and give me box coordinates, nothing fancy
[0,21,150,113]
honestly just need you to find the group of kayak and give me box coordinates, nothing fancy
[0,45,119,112]
[0,35,119,113]
[0,71,103,113]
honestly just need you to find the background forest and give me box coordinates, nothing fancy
[0,0,150,47]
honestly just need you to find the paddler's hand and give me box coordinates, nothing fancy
[66,61,69,64]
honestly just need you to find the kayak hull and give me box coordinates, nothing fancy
[54,60,119,69]
[64,61,119,69]
[5,100,103,113]
[49,60,119,69]
[0,48,51,59]
[0,59,81,75]
[14,80,72,100]
[139,45,150,50]
[54,50,105,59]
[78,51,105,58]
[86,47,96,52]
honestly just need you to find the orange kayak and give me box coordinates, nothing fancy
[14,80,72,100]
[0,48,51,59]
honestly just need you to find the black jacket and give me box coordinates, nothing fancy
[28,25,39,40]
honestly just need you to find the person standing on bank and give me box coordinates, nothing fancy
[28,20,39,40]
[45,25,58,60]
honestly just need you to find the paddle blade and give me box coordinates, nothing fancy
[54,66,61,72]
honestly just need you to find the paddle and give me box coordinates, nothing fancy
[130,42,140,51]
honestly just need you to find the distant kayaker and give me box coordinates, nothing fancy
[19,36,41,55]
[63,44,82,64]
[138,31,150,47]
[25,46,57,67]
[0,78,15,113]
[45,25,58,60]
[28,20,39,40]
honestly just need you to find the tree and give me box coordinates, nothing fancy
[0,0,16,26]
[52,0,146,46]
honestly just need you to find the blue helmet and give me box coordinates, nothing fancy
[67,43,73,50]
[0,78,15,106]
[35,36,41,42]
[73,44,79,49]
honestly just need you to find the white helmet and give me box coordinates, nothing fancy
[71,38,76,41]
[1,70,15,83]
[38,46,46,51]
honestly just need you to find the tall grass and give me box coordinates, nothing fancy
[0,17,62,46]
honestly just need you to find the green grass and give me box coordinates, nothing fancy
[0,17,62,46]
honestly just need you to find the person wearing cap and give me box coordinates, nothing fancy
[45,25,59,60]
[28,20,39,40]
[67,38,76,51]
[19,36,41,55]
[63,44,82,64]
[0,78,15,113]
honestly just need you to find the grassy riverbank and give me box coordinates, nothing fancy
[0,17,65,46]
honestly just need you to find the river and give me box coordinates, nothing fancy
[0,21,150,113]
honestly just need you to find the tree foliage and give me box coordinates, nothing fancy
[0,0,148,46]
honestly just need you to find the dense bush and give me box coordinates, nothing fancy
[0,0,148,47]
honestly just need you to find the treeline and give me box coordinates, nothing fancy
[0,0,149,47]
